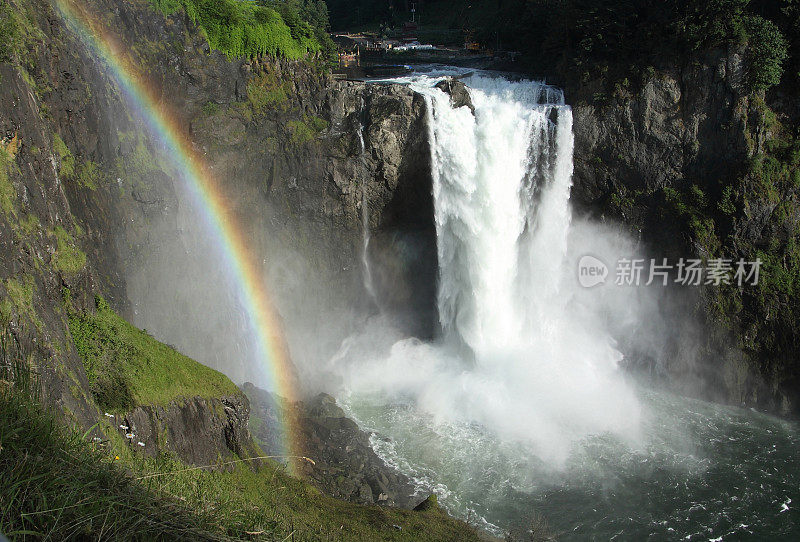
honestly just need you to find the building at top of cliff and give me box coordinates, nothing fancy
[402,22,418,43]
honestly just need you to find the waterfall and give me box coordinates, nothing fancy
[356,115,378,307]
[333,73,794,538]
[413,77,574,358]
[336,71,641,467]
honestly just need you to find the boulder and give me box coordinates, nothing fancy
[435,79,475,114]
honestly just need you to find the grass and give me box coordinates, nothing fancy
[1,275,42,329]
[66,295,240,413]
[0,326,488,541]
[0,332,240,541]
[51,226,87,275]
[247,65,291,115]
[132,454,487,541]
[53,134,75,179]
[287,115,328,146]
[0,140,16,217]
[18,213,40,236]
[75,159,101,190]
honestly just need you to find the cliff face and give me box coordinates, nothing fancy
[72,0,437,384]
[568,48,799,414]
[0,0,434,389]
[1,0,432,477]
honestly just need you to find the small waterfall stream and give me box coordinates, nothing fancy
[356,109,378,308]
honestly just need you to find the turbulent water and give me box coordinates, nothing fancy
[331,68,800,539]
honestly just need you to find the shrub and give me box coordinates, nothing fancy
[75,159,101,190]
[53,134,75,179]
[286,114,328,145]
[0,145,14,217]
[1,275,42,329]
[247,65,291,114]
[150,0,322,59]
[0,1,21,62]
[744,15,788,90]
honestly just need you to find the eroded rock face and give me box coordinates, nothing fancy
[567,49,796,413]
[571,50,749,214]
[119,393,259,465]
[242,383,416,508]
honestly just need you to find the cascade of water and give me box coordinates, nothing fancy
[356,112,379,307]
[412,75,574,359]
[336,72,641,462]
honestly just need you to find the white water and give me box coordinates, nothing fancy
[329,72,800,538]
[356,119,379,308]
[332,71,642,466]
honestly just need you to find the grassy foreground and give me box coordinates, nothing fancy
[0,324,488,541]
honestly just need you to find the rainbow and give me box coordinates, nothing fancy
[53,0,303,470]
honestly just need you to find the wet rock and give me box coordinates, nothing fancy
[242,383,417,508]
[568,47,793,413]
[435,78,475,114]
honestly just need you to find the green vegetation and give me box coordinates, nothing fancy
[0,0,23,62]
[247,65,291,114]
[114,133,166,195]
[0,340,239,541]
[1,275,42,329]
[286,114,328,145]
[0,144,14,217]
[0,0,45,71]
[53,134,73,173]
[743,14,788,90]
[202,101,220,115]
[327,0,795,92]
[149,0,334,61]
[53,134,76,179]
[51,226,87,275]
[54,135,102,189]
[67,295,239,412]
[0,377,485,540]
[132,454,484,541]
[1,318,484,541]
[75,159,102,190]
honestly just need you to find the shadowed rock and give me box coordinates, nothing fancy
[242,383,417,508]
[435,78,475,114]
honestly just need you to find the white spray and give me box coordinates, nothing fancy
[334,72,642,465]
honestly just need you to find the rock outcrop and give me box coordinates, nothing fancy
[118,393,260,465]
[243,383,416,508]
[435,79,475,114]
[0,0,435,474]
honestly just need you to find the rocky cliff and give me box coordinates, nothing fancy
[119,393,259,465]
[1,0,431,502]
[568,47,800,415]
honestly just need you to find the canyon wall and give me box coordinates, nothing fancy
[568,48,800,414]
